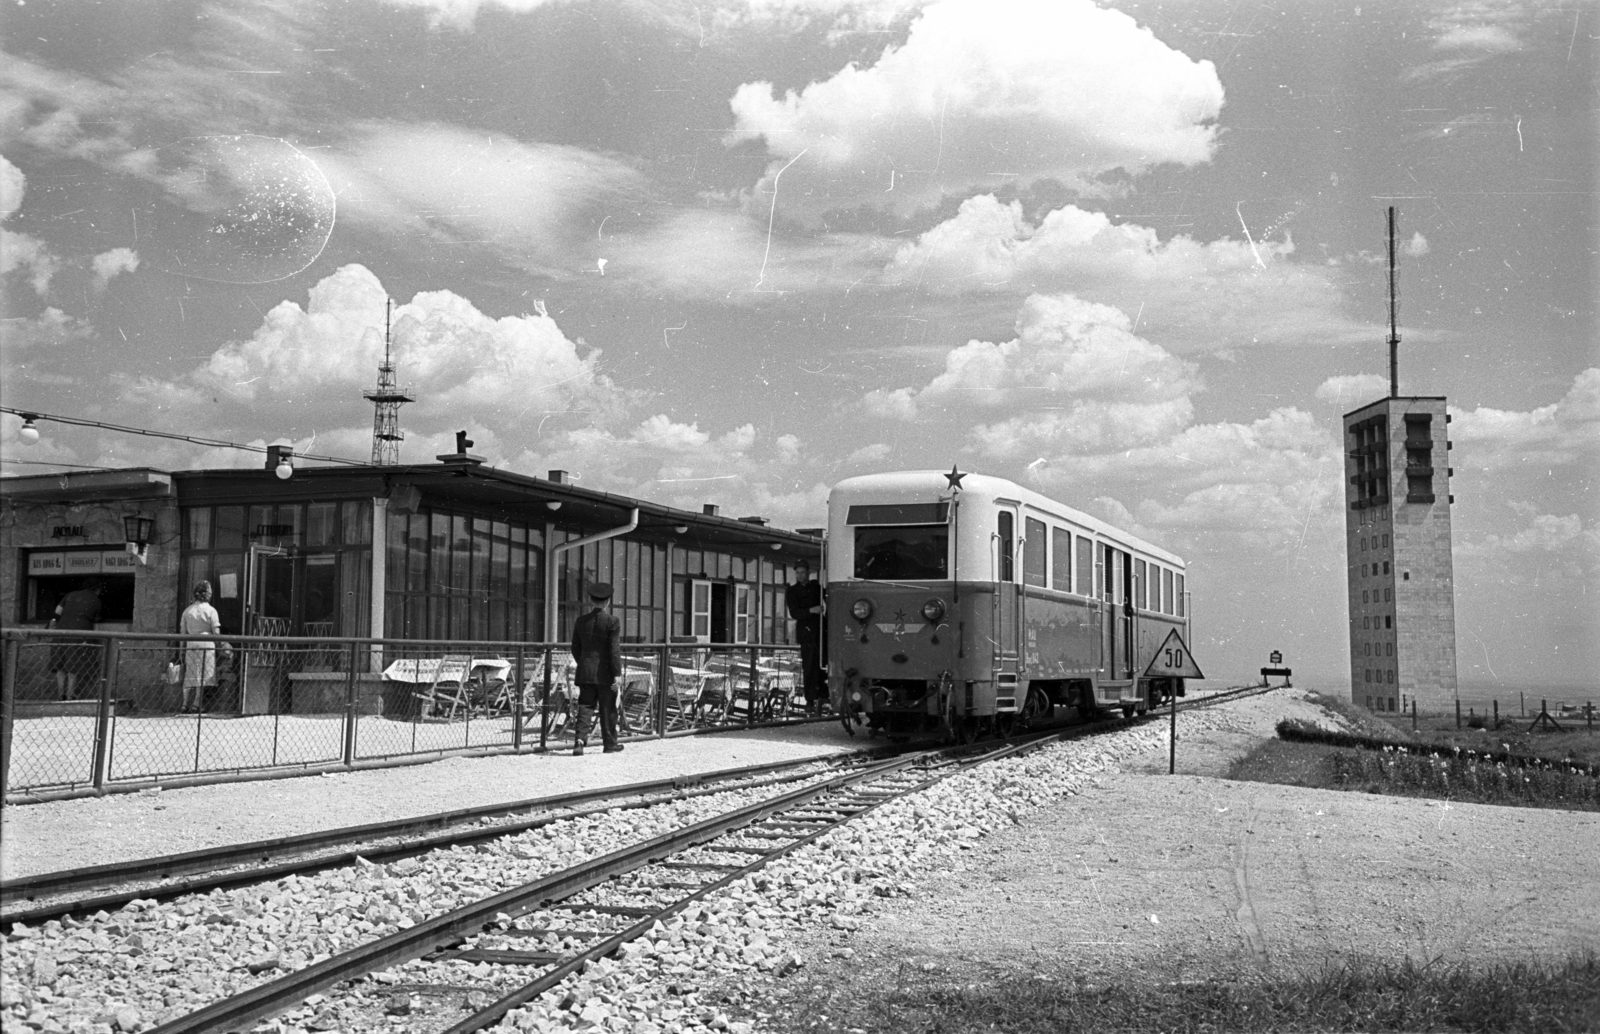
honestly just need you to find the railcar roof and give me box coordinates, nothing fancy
[829,470,1185,568]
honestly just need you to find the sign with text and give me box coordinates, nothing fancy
[1143,629,1204,679]
[28,552,65,576]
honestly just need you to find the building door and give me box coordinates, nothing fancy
[710,583,729,642]
[689,579,712,642]
[733,584,751,643]
[247,546,295,637]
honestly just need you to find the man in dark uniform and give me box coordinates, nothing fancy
[571,582,624,755]
[785,561,825,714]
[49,577,105,700]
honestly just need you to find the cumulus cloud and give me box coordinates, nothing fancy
[122,263,634,455]
[0,156,24,219]
[863,294,1199,446]
[1450,368,1600,469]
[91,248,139,290]
[726,0,1223,220]
[1314,374,1390,407]
[881,195,1372,352]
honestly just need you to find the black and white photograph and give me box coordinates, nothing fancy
[1,0,1596,1031]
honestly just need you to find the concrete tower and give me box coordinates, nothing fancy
[1344,208,1458,714]
[1343,398,1459,713]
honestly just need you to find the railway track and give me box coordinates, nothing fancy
[0,749,903,927]
[2,684,1270,930]
[2,684,1279,1034]
[135,727,1080,1034]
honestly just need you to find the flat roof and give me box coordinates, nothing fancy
[172,461,820,559]
[0,467,173,502]
[1342,395,1448,420]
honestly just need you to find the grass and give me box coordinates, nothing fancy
[762,952,1600,1033]
[1224,692,1600,811]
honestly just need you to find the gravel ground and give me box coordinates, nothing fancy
[9,689,1587,1034]
[0,723,856,880]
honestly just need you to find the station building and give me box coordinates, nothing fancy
[1342,395,1459,713]
[1,446,821,702]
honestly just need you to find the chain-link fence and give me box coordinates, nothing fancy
[1,630,811,799]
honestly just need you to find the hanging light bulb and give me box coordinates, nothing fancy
[274,446,294,480]
[19,415,40,442]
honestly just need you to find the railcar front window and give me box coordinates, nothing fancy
[854,526,948,580]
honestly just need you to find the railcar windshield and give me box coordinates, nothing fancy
[853,526,948,580]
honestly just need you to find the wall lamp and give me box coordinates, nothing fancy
[673,525,689,535]
[266,444,294,480]
[123,513,155,565]
[18,414,40,442]
[546,501,562,511]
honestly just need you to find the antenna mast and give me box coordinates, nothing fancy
[364,298,414,465]
[1387,206,1400,398]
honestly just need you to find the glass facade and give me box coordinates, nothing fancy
[182,494,809,646]
[180,500,373,637]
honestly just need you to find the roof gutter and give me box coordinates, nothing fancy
[544,508,639,642]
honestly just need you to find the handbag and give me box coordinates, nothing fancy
[165,661,182,685]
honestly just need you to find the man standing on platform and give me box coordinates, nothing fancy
[48,577,105,700]
[785,561,825,715]
[571,582,624,755]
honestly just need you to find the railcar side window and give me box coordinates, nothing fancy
[1052,527,1072,590]
[1023,517,1047,587]
[1134,559,1146,610]
[1176,574,1185,617]
[996,512,1014,582]
[853,526,948,580]
[1075,536,1093,596]
[1162,568,1175,615]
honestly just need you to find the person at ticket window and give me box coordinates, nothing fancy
[48,577,105,700]
[180,580,222,713]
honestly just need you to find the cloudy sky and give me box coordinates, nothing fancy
[2,0,1594,689]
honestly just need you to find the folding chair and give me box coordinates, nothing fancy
[412,654,473,720]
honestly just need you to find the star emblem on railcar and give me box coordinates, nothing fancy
[944,465,966,491]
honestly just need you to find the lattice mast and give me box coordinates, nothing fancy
[363,298,414,465]
[1387,206,1400,398]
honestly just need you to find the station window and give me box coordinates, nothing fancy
[1362,590,1369,603]
[1362,616,1369,629]
[1382,533,1390,547]
[1023,516,1048,587]
[1383,561,1390,574]
[1052,527,1072,591]
[1384,588,1392,601]
[1386,643,1393,656]
[1364,643,1371,656]
[1364,670,1371,683]
[1385,616,1392,629]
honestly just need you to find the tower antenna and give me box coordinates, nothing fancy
[364,298,414,465]
[1387,206,1400,398]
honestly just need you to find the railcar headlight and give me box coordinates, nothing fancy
[850,598,873,621]
[921,598,945,623]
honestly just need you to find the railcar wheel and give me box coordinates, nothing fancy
[995,713,1018,738]
[1120,705,1136,720]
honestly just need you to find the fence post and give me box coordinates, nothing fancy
[657,641,670,737]
[342,642,359,767]
[1411,698,1417,732]
[540,645,551,751]
[748,644,758,725]
[512,644,526,751]
[91,637,120,791]
[1,635,19,802]
[1455,699,1460,729]
[1493,699,1499,730]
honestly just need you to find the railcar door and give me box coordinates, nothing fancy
[993,504,1020,668]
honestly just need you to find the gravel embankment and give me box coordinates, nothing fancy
[0,723,856,879]
[8,690,1513,1034]
[0,774,853,1034]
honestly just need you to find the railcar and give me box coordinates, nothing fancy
[825,470,1190,740]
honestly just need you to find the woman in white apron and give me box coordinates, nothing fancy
[180,581,222,713]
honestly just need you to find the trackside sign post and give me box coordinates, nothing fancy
[1144,629,1203,775]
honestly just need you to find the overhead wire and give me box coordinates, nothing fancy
[0,406,368,467]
